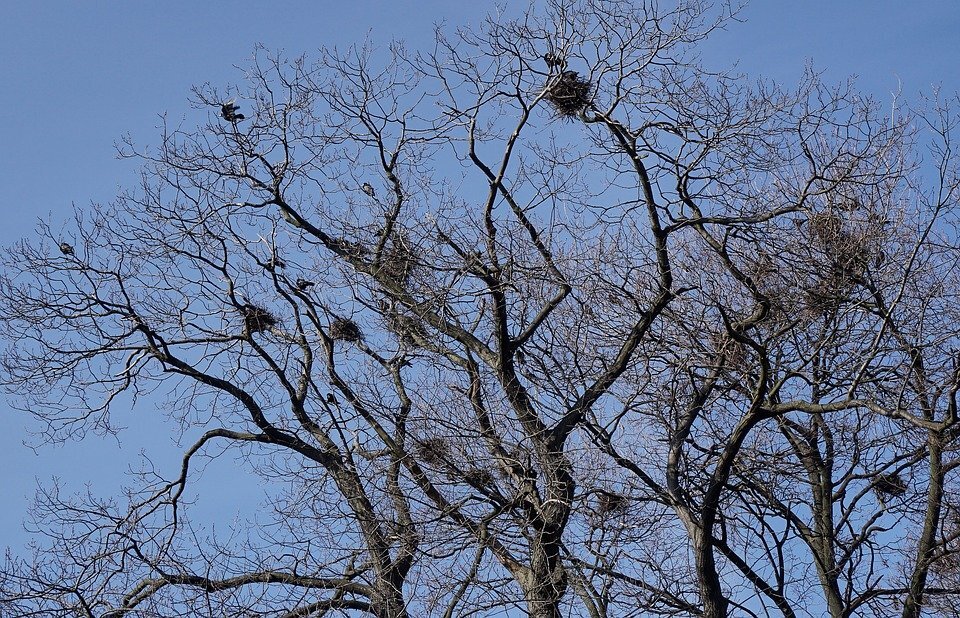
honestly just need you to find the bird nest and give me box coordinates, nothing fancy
[544,71,593,117]
[463,467,496,488]
[807,211,870,277]
[378,237,416,283]
[808,212,845,246]
[330,318,363,343]
[596,490,629,515]
[802,275,849,316]
[241,304,278,333]
[416,438,449,465]
[386,312,427,345]
[875,472,908,497]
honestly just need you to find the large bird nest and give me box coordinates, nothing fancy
[807,211,871,278]
[595,490,629,516]
[377,235,416,283]
[808,212,845,246]
[463,467,496,488]
[386,312,427,346]
[544,71,593,117]
[241,303,278,333]
[802,276,848,316]
[330,318,363,343]
[416,438,449,466]
[874,472,908,497]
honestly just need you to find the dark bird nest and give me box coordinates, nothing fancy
[807,211,871,278]
[802,275,850,316]
[330,318,363,343]
[596,491,629,515]
[241,303,278,333]
[378,237,416,283]
[416,438,449,465]
[464,467,496,488]
[808,212,844,246]
[545,71,593,117]
[387,313,427,345]
[875,472,908,497]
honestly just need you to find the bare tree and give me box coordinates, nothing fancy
[4,1,960,617]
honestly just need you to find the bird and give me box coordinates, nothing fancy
[361,183,376,197]
[221,100,246,123]
[326,392,339,405]
[295,278,315,291]
[543,52,566,69]
[278,205,303,228]
[59,242,74,256]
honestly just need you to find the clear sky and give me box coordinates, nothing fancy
[1,0,958,554]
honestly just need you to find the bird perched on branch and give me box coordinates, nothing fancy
[543,52,567,70]
[295,278,315,291]
[221,100,245,123]
[278,204,303,228]
[361,183,376,197]
[59,242,74,256]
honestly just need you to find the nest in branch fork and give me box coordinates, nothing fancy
[807,211,871,278]
[386,312,427,345]
[330,318,363,343]
[803,274,849,316]
[241,303,278,333]
[596,490,629,515]
[464,467,496,488]
[377,235,416,283]
[545,71,593,117]
[416,438,449,465]
[808,212,844,246]
[874,472,908,497]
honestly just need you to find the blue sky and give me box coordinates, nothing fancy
[1,0,958,555]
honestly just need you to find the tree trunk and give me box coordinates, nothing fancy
[902,432,945,618]
[693,528,729,618]
[371,583,409,618]
[522,539,568,618]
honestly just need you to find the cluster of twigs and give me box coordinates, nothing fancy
[330,318,363,342]
[544,71,592,117]
[241,303,278,333]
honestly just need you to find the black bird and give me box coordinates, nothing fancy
[326,392,339,405]
[295,278,315,291]
[221,100,246,123]
[543,52,566,69]
[59,242,74,256]
[361,183,376,197]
